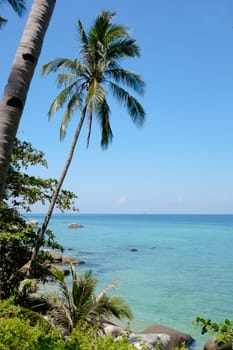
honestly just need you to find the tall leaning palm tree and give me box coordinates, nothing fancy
[0,0,26,29]
[0,0,56,201]
[29,10,146,273]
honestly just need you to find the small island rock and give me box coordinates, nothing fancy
[130,247,138,252]
[141,324,194,350]
[68,222,84,228]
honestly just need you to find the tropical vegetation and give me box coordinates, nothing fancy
[29,9,146,272]
[46,264,133,335]
[0,137,78,298]
[0,135,134,349]
[195,317,233,348]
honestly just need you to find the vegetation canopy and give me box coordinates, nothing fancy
[42,10,146,148]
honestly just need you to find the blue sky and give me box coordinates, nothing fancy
[1,0,233,214]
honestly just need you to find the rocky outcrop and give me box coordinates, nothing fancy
[103,323,194,350]
[61,255,85,265]
[129,332,170,350]
[140,324,194,350]
[44,250,85,265]
[26,220,38,226]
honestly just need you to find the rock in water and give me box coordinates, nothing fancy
[68,222,84,228]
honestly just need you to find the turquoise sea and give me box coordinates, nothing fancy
[26,214,233,349]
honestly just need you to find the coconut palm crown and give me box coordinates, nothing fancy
[47,265,133,335]
[29,10,145,273]
[42,10,146,148]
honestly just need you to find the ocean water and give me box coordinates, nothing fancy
[27,214,233,348]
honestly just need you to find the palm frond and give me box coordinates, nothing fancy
[42,58,79,76]
[91,10,116,43]
[95,98,113,149]
[48,82,77,117]
[0,17,7,28]
[109,82,146,126]
[49,267,65,283]
[8,0,26,16]
[105,296,133,320]
[106,38,141,61]
[104,24,130,45]
[20,305,52,329]
[106,68,145,94]
[77,19,89,54]
[57,73,77,89]
[72,269,96,310]
[46,294,74,334]
[95,279,120,303]
[60,92,82,140]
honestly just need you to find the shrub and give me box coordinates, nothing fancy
[195,317,233,347]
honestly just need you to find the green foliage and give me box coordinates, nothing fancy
[195,317,233,347]
[0,316,67,350]
[69,326,137,350]
[0,299,135,350]
[0,204,63,299]
[175,341,188,350]
[0,298,66,350]
[42,10,145,148]
[46,264,133,335]
[6,138,78,212]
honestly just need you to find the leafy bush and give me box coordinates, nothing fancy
[0,205,63,299]
[69,326,137,350]
[0,316,68,350]
[195,317,233,347]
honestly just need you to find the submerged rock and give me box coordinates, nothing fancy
[130,247,138,252]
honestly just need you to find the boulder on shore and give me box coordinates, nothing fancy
[68,222,84,228]
[61,255,85,265]
[43,250,85,265]
[44,250,62,263]
[129,332,170,350]
[140,324,194,350]
[26,220,38,226]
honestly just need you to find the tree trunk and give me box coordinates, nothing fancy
[0,0,56,201]
[28,107,87,275]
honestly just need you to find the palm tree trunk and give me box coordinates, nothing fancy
[0,0,56,201]
[29,107,87,275]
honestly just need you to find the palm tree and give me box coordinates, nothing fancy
[0,0,26,29]
[47,264,133,335]
[29,10,146,273]
[0,0,56,201]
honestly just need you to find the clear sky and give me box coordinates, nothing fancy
[1,0,233,214]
